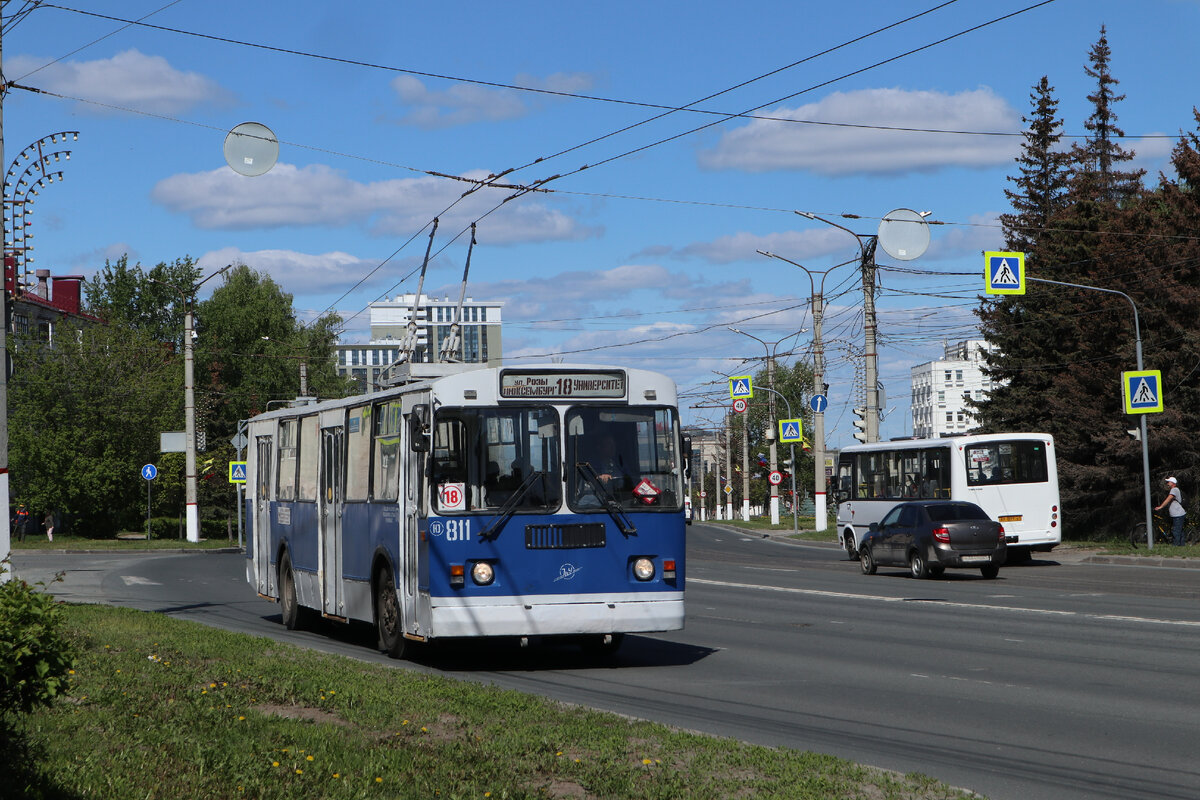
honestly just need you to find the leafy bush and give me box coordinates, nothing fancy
[0,568,75,717]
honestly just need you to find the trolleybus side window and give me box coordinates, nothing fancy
[297,415,319,502]
[373,400,403,502]
[277,419,298,501]
[431,406,561,513]
[345,405,371,501]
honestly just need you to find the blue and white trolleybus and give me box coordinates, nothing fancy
[244,364,687,658]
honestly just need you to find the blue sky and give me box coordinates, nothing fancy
[4,0,1198,445]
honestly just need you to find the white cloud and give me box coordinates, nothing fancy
[390,71,594,129]
[197,246,375,294]
[699,87,1022,176]
[152,163,599,244]
[675,228,863,264]
[8,50,231,114]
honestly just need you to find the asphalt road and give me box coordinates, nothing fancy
[12,526,1200,800]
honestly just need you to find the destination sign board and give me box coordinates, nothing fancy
[499,369,626,399]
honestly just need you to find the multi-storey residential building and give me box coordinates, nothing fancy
[334,293,503,390]
[909,339,995,438]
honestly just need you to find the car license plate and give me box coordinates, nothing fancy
[998,515,1022,522]
[961,555,990,564]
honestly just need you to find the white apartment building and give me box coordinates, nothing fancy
[910,339,995,438]
[335,293,503,390]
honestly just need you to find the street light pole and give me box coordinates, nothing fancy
[795,212,881,443]
[152,265,230,543]
[758,252,858,532]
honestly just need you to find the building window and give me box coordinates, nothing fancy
[945,412,953,424]
[956,369,964,382]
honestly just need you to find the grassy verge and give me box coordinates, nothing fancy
[4,603,979,800]
[11,535,239,552]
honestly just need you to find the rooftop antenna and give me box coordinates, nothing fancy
[439,223,476,363]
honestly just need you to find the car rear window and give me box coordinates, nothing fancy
[924,504,989,522]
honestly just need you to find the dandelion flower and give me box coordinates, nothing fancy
[643,758,652,765]
[272,761,280,768]
[295,768,303,775]
[306,755,314,762]
[376,777,383,784]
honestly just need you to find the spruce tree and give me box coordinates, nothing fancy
[1000,76,1069,253]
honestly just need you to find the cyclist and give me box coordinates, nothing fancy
[1155,476,1187,546]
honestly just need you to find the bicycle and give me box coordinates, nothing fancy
[1129,511,1200,547]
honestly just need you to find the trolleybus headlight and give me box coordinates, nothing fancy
[471,561,495,586]
[633,557,656,581]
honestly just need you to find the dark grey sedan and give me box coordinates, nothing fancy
[860,501,1006,579]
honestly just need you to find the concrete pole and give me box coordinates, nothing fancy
[184,306,199,543]
[767,354,779,524]
[725,412,733,521]
[741,412,750,521]
[861,237,880,443]
[812,290,828,531]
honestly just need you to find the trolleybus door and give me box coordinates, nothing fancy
[400,418,423,634]
[320,426,346,617]
[254,436,273,595]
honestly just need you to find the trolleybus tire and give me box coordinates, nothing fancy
[375,564,407,659]
[843,530,859,560]
[859,544,877,575]
[279,552,303,631]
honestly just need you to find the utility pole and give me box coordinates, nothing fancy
[757,251,858,532]
[860,237,880,443]
[724,411,733,521]
[741,408,749,521]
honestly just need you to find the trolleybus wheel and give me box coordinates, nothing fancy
[375,564,407,659]
[279,552,302,630]
[844,530,859,560]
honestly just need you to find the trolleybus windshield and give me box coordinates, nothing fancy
[432,406,561,513]
[567,406,682,512]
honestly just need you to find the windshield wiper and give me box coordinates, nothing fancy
[576,462,637,537]
[479,470,546,542]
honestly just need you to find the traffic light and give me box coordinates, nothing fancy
[852,407,867,442]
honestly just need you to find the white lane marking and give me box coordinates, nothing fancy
[688,577,1200,629]
[120,575,162,586]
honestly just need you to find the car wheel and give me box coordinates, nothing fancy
[279,552,303,630]
[860,544,877,575]
[980,564,1000,579]
[375,564,407,659]
[909,550,929,579]
[844,530,859,560]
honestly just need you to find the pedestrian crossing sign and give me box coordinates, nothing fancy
[1123,370,1163,414]
[729,376,753,399]
[779,419,803,443]
[229,461,248,483]
[984,251,1025,295]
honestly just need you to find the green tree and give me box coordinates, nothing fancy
[1000,76,1069,253]
[9,324,178,536]
[84,255,201,344]
[194,265,353,444]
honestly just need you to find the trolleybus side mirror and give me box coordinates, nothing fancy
[409,404,430,452]
[682,435,693,480]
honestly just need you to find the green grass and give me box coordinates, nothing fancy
[4,603,981,800]
[704,516,840,543]
[11,534,239,552]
